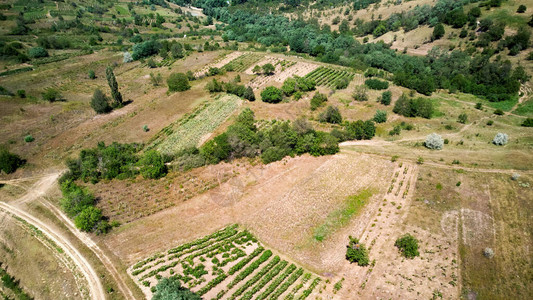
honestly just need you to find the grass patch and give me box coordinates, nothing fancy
[313,189,373,242]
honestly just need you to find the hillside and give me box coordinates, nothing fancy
[0,0,532,299]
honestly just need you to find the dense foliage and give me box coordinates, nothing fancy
[394,234,420,258]
[345,236,369,266]
[152,277,201,300]
[0,147,24,174]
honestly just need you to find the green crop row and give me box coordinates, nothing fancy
[227,250,273,289]
[269,267,304,299]
[241,261,289,300]
[257,264,297,300]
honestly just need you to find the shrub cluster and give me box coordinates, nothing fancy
[393,94,434,118]
[394,234,420,258]
[345,236,369,266]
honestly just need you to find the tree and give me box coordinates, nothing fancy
[517,5,526,13]
[432,23,445,41]
[139,150,167,179]
[492,133,508,145]
[74,206,102,232]
[243,86,255,101]
[380,91,392,105]
[91,89,111,114]
[373,110,387,123]
[28,47,48,58]
[262,63,275,75]
[106,66,123,106]
[261,86,283,103]
[345,236,369,266]
[152,277,201,300]
[167,73,190,92]
[310,92,327,110]
[425,133,443,150]
[319,106,342,124]
[42,88,62,102]
[394,234,420,258]
[0,147,24,174]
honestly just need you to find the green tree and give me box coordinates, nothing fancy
[139,150,167,179]
[262,63,275,75]
[167,73,191,92]
[0,147,24,174]
[432,23,445,41]
[394,234,420,258]
[261,86,283,103]
[152,277,201,300]
[90,89,111,114]
[74,206,102,232]
[106,66,123,106]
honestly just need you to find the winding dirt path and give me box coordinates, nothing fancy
[0,172,136,300]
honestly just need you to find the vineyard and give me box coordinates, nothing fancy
[223,52,264,72]
[148,94,241,156]
[304,67,356,88]
[129,225,323,299]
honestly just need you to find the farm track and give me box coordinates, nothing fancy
[0,172,136,300]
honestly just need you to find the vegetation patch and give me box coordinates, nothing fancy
[314,189,373,241]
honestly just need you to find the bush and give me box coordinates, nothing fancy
[152,277,201,300]
[373,110,387,123]
[394,234,420,258]
[457,113,468,124]
[24,135,34,143]
[261,86,283,103]
[319,106,342,124]
[352,86,368,102]
[492,132,508,145]
[167,72,190,92]
[345,236,369,266]
[521,118,533,127]
[310,92,327,110]
[90,89,111,114]
[0,147,24,174]
[425,133,443,150]
[88,70,96,79]
[380,91,392,105]
[42,88,62,102]
[28,47,48,58]
[365,78,389,90]
[139,150,167,179]
[74,206,103,232]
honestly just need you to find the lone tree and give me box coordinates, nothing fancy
[152,277,201,300]
[167,72,190,92]
[91,89,111,114]
[432,23,445,41]
[106,66,123,107]
[425,133,444,150]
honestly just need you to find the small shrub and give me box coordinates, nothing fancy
[319,106,342,124]
[373,110,387,123]
[492,133,508,145]
[483,247,494,258]
[494,109,504,115]
[425,133,444,150]
[88,70,96,79]
[394,234,420,258]
[24,135,34,143]
[42,88,62,102]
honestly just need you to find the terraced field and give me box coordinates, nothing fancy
[148,94,241,156]
[223,53,264,72]
[129,225,322,299]
[304,66,356,87]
